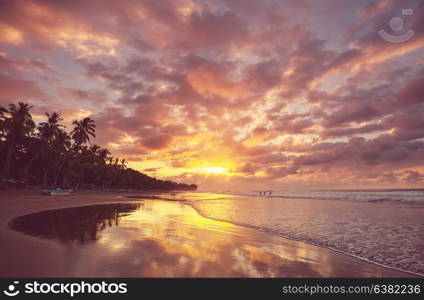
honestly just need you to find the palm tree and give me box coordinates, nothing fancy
[1,102,198,191]
[24,112,66,185]
[120,159,127,169]
[50,128,72,185]
[71,117,96,146]
[0,106,7,124]
[90,144,101,154]
[38,112,64,141]
[54,128,71,152]
[0,106,8,171]
[2,102,35,180]
[98,148,111,164]
[0,106,8,142]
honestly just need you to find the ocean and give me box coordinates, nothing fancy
[220,189,424,203]
[180,189,424,276]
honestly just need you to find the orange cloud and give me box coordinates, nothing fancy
[186,64,247,99]
[1,0,424,190]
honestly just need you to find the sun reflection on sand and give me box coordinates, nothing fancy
[9,200,411,277]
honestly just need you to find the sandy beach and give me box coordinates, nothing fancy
[0,189,417,277]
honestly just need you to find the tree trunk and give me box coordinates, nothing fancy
[2,135,17,180]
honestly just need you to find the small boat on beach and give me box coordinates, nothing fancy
[40,189,73,196]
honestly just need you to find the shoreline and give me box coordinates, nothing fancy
[187,202,423,278]
[0,190,419,277]
[186,192,424,276]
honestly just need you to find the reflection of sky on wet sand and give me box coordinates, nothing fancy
[186,192,424,276]
[11,201,409,277]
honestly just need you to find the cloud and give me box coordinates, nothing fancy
[403,170,423,183]
[0,73,46,104]
[0,52,52,73]
[1,0,424,189]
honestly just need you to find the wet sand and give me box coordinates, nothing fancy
[0,190,416,277]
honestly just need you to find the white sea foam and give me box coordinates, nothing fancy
[184,191,424,276]
[221,189,424,203]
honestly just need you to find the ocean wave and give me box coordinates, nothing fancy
[187,194,424,277]
[217,190,424,203]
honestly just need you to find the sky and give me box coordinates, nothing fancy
[0,0,423,191]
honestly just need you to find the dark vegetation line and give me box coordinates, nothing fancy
[0,102,197,191]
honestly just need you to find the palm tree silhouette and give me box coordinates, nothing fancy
[2,102,35,180]
[0,106,7,141]
[38,112,64,141]
[98,148,111,164]
[0,102,197,191]
[71,117,96,146]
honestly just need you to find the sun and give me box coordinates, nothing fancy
[199,166,228,175]
[189,158,235,176]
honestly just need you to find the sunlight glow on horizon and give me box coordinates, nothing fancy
[1,0,423,190]
[197,166,229,175]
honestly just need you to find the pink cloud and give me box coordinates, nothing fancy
[1,0,423,189]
